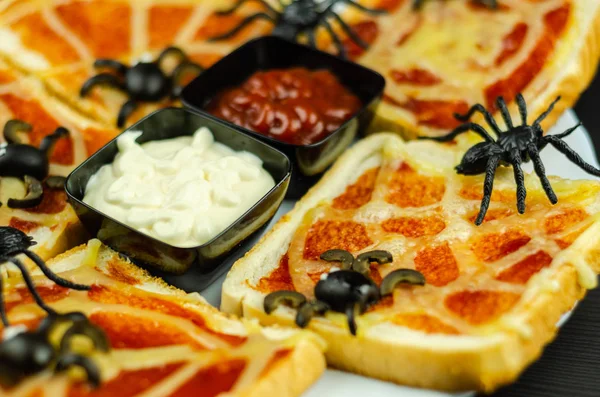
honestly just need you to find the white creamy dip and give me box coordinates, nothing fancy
[83,127,275,248]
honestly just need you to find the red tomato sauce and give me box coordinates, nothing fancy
[207,67,361,145]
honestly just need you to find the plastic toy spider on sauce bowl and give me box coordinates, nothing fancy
[209,0,387,59]
[421,94,600,225]
[80,46,203,127]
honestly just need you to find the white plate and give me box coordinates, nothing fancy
[198,110,598,397]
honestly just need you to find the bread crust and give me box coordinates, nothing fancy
[222,133,600,392]
[239,339,326,397]
[367,0,600,139]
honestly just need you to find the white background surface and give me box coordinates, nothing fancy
[198,110,599,397]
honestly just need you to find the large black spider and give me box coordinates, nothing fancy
[80,46,203,127]
[264,249,426,335]
[0,120,69,208]
[421,94,600,225]
[412,0,497,9]
[209,0,386,59]
[0,226,109,388]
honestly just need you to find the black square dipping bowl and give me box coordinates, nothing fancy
[181,36,385,198]
[65,108,290,287]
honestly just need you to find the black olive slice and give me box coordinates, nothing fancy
[380,269,426,296]
[3,119,32,144]
[295,300,329,328]
[37,311,88,335]
[45,176,66,189]
[320,249,354,270]
[55,353,101,388]
[60,321,111,355]
[354,250,393,275]
[7,176,43,209]
[264,290,306,314]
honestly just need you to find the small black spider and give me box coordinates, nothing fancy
[80,46,204,127]
[209,0,386,59]
[412,0,497,9]
[0,227,109,388]
[0,120,69,208]
[264,249,425,335]
[420,94,600,225]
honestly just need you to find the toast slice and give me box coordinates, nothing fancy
[1,240,326,397]
[321,0,600,138]
[222,133,600,392]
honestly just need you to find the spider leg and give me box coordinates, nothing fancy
[216,0,277,16]
[23,251,90,291]
[475,155,501,225]
[93,59,128,75]
[509,150,526,214]
[516,93,527,125]
[208,13,276,41]
[338,0,387,15]
[0,268,8,326]
[328,11,368,49]
[7,257,56,315]
[117,100,139,128]
[170,61,204,98]
[495,96,514,130]
[553,122,582,140]
[545,135,600,177]
[454,103,503,136]
[533,96,561,126]
[80,73,125,97]
[527,144,557,204]
[321,18,348,59]
[419,122,495,143]
[345,303,358,336]
[39,127,69,157]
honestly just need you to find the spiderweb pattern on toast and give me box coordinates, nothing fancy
[317,0,582,136]
[0,242,320,397]
[254,139,600,336]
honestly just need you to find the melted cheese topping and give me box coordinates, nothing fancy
[333,0,578,134]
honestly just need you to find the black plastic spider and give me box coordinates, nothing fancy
[412,0,497,9]
[80,46,203,127]
[420,94,600,225]
[0,120,69,208]
[264,249,425,335]
[0,226,109,388]
[209,0,386,59]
